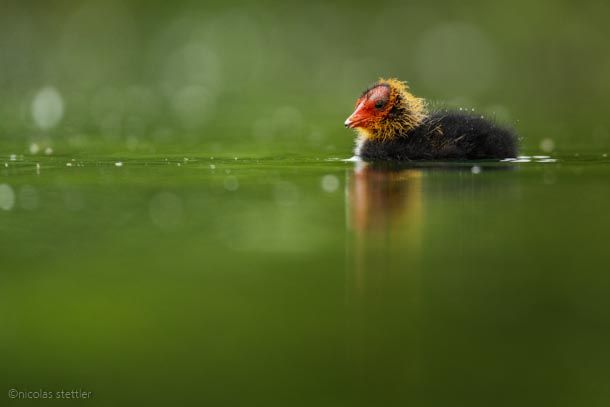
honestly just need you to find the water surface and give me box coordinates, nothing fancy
[2,154,610,406]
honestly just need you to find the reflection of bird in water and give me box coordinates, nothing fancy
[346,161,518,277]
[346,161,425,294]
[344,162,521,399]
[344,78,518,160]
[345,162,425,393]
[348,161,424,236]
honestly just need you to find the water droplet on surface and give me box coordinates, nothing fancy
[342,156,360,162]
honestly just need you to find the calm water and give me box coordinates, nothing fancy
[2,0,610,404]
[2,153,610,406]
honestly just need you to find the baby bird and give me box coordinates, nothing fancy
[345,78,518,160]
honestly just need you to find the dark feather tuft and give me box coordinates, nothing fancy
[358,110,519,161]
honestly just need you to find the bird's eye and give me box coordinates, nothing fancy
[374,99,386,109]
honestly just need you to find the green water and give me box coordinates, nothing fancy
[2,153,610,406]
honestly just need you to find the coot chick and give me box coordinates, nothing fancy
[344,78,518,160]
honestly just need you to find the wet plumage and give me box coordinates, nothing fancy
[345,78,519,161]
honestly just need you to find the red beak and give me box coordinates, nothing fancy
[344,101,366,129]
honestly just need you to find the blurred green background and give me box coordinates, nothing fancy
[1,0,609,155]
[2,1,610,406]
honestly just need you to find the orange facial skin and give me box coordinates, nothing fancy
[345,78,427,141]
[344,84,392,130]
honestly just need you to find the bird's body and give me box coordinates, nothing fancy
[357,111,518,161]
[345,78,519,161]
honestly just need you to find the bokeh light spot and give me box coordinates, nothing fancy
[540,138,555,153]
[321,175,340,193]
[224,176,239,192]
[32,86,64,129]
[0,184,15,211]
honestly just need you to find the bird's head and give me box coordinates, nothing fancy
[344,78,427,141]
